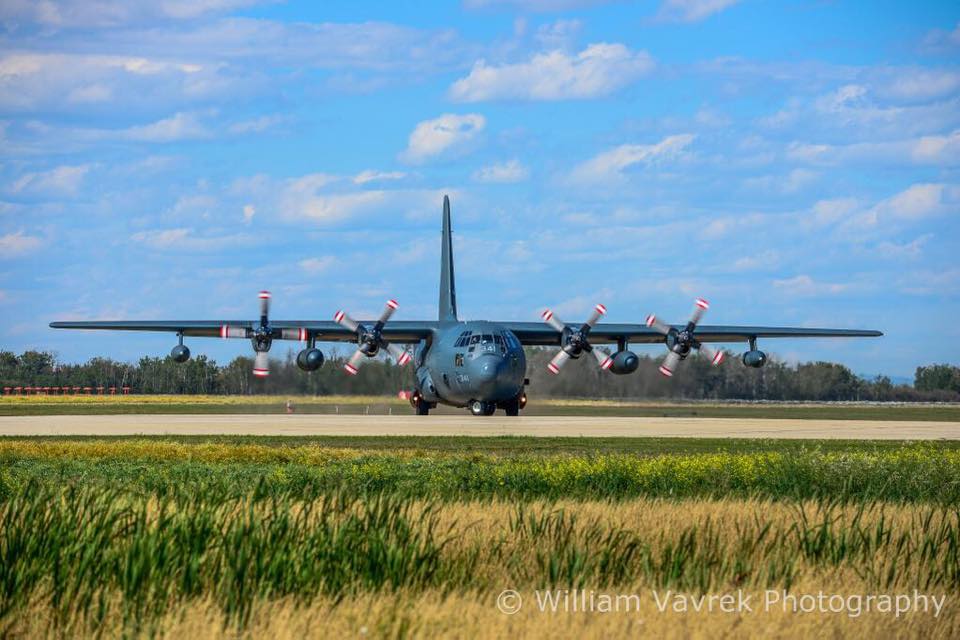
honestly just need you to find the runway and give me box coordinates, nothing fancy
[0,414,958,439]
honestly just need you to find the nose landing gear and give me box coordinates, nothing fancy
[469,400,497,416]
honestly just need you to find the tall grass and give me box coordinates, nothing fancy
[1,483,958,635]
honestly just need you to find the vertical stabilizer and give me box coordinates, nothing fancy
[438,195,458,324]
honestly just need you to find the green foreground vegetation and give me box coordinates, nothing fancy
[2,438,959,503]
[1,437,958,636]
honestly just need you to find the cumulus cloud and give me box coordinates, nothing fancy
[449,43,653,102]
[772,274,848,296]
[278,174,389,223]
[122,112,211,142]
[9,164,90,196]
[130,227,250,250]
[463,0,611,11]
[0,0,267,29]
[0,230,43,256]
[570,134,695,183]
[472,159,529,183]
[353,170,407,185]
[0,53,216,112]
[400,113,485,164]
[787,130,960,167]
[655,0,740,23]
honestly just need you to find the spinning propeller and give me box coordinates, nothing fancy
[219,291,308,378]
[646,298,724,377]
[541,304,613,374]
[334,299,412,375]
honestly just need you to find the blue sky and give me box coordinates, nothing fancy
[1,0,958,378]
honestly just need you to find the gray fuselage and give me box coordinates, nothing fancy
[414,321,526,407]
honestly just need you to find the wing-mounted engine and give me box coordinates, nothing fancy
[540,304,613,374]
[334,299,412,375]
[646,298,725,377]
[607,350,640,375]
[217,291,314,377]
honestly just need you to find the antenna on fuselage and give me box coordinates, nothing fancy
[439,195,458,324]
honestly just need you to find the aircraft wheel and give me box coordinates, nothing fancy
[470,400,496,416]
[502,398,520,416]
[415,399,430,416]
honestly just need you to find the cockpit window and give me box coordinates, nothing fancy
[454,331,472,347]
[493,334,502,345]
[469,335,480,345]
[481,334,493,344]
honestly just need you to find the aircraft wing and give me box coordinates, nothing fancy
[48,320,437,343]
[502,322,883,346]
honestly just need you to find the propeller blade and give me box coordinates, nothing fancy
[378,299,399,324]
[343,348,365,375]
[253,351,270,377]
[645,314,671,336]
[546,349,571,375]
[386,343,412,367]
[220,325,247,339]
[333,310,360,333]
[280,328,308,341]
[689,297,709,327]
[699,344,725,366]
[592,347,613,370]
[258,290,271,321]
[584,303,607,329]
[541,309,566,333]
[658,350,681,377]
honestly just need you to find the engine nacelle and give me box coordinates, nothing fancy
[608,350,639,375]
[296,348,325,371]
[742,350,767,368]
[170,345,191,363]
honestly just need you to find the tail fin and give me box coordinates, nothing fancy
[438,195,458,324]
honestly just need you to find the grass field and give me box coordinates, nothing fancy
[3,394,960,420]
[0,436,958,637]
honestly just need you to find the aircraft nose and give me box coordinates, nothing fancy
[472,354,505,383]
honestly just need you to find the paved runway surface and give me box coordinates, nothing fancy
[1,414,958,439]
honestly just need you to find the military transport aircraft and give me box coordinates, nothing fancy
[51,196,882,416]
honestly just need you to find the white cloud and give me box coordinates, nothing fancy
[228,114,286,134]
[742,168,818,194]
[570,134,695,184]
[787,130,960,167]
[809,197,859,226]
[9,164,90,196]
[472,159,529,183]
[655,0,740,23]
[130,227,249,250]
[122,112,211,142]
[878,183,949,220]
[875,235,931,259]
[0,0,265,29]
[463,0,611,11]
[242,204,255,224]
[400,113,485,164]
[298,256,336,273]
[882,69,960,102]
[279,174,388,223]
[772,275,848,296]
[353,170,407,185]
[0,230,43,256]
[449,43,653,102]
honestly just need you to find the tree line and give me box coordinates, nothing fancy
[1,348,958,402]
